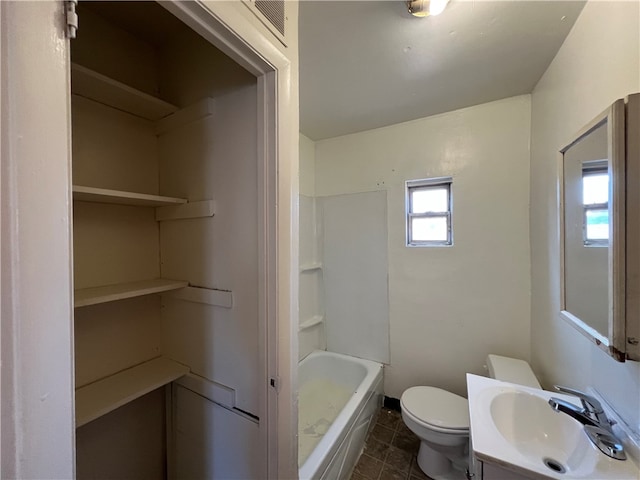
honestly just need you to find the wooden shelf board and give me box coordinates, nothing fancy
[75,278,188,308]
[71,63,178,121]
[73,185,187,207]
[76,357,189,428]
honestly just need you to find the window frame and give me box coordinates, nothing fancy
[582,160,609,247]
[406,176,453,247]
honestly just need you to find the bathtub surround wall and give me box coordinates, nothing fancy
[298,195,325,360]
[300,134,316,197]
[299,134,326,360]
[530,0,640,432]
[315,95,532,399]
[301,134,391,364]
[321,191,390,364]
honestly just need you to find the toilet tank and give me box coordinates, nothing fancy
[486,354,541,389]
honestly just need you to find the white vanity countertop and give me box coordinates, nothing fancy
[467,374,640,480]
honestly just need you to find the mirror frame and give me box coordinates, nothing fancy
[626,94,640,361]
[559,99,626,361]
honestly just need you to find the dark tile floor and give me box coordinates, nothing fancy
[350,407,433,480]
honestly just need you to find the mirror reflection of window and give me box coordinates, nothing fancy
[582,161,609,246]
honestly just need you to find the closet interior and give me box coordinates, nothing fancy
[71,2,263,477]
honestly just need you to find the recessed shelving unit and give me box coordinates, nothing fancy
[67,2,266,473]
[71,63,178,121]
[73,185,187,207]
[75,357,189,428]
[75,278,188,308]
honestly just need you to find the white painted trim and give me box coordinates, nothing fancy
[608,100,626,359]
[625,93,640,361]
[159,2,299,477]
[559,309,611,348]
[0,2,75,477]
[161,2,273,76]
[256,73,273,476]
[405,176,453,188]
[0,3,4,470]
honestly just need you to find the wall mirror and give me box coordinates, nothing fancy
[559,94,639,362]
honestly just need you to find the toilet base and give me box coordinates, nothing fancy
[416,441,467,480]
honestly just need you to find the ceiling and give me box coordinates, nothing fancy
[299,1,585,141]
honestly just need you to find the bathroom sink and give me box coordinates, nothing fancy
[467,374,640,479]
[490,390,594,474]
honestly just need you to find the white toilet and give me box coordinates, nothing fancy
[400,355,541,480]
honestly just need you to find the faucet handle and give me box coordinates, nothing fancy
[553,385,604,414]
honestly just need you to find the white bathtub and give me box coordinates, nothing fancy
[298,350,383,480]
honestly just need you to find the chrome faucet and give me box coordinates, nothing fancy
[548,385,612,431]
[548,397,602,428]
[549,385,626,460]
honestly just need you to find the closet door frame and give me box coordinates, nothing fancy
[0,2,75,478]
[136,2,298,479]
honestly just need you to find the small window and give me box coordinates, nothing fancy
[582,161,609,246]
[406,177,452,246]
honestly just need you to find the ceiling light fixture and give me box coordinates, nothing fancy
[407,0,450,17]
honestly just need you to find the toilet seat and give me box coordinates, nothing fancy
[401,386,469,433]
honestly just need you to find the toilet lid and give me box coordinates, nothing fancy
[401,386,469,431]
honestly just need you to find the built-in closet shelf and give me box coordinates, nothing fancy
[75,357,189,428]
[71,63,178,121]
[74,278,189,308]
[299,315,324,332]
[300,262,322,273]
[73,185,187,207]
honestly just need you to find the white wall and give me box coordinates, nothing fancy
[315,95,532,398]
[530,0,640,432]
